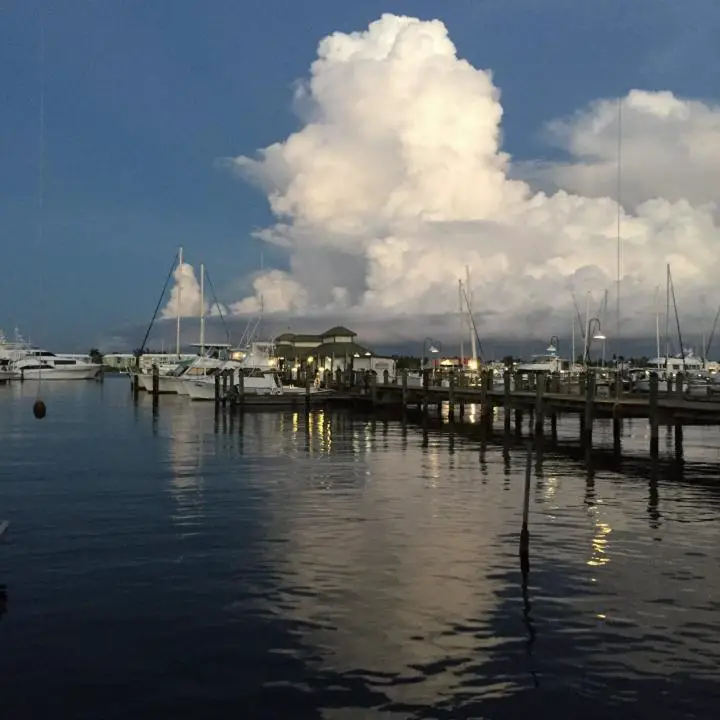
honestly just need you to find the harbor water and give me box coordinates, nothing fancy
[0,379,718,718]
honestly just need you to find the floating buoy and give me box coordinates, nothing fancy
[33,399,47,419]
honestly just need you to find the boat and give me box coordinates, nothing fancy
[12,350,102,380]
[515,341,572,374]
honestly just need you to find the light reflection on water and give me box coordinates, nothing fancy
[0,380,719,718]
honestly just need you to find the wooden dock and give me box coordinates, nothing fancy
[325,369,720,457]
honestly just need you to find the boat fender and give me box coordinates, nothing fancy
[33,399,47,419]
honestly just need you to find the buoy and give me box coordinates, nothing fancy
[33,399,47,419]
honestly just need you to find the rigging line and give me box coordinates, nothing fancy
[704,302,720,359]
[668,267,686,374]
[204,270,230,345]
[137,254,177,356]
[460,286,485,359]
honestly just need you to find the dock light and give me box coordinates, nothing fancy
[593,332,607,341]
[306,356,314,364]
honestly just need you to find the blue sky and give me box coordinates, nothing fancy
[1,0,717,350]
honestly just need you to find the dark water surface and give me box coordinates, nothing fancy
[1,379,718,719]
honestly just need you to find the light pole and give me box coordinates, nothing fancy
[422,337,441,370]
[585,318,606,368]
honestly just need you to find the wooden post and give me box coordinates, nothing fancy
[514,409,523,437]
[534,372,546,436]
[674,372,684,458]
[448,371,456,418]
[370,373,378,405]
[550,413,558,443]
[582,371,595,446]
[305,375,311,408]
[221,370,228,404]
[401,370,408,406]
[214,373,220,406]
[649,372,659,456]
[519,444,532,570]
[237,370,245,407]
[422,369,430,413]
[675,372,684,400]
[151,364,159,405]
[503,370,512,433]
[383,368,389,385]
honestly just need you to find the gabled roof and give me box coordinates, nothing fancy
[321,326,356,338]
[274,333,295,343]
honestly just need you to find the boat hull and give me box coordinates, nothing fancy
[18,365,101,380]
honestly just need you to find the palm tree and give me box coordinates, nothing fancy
[88,348,103,365]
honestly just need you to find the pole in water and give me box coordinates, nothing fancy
[519,442,532,569]
[33,398,47,419]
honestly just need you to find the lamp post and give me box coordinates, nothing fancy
[584,318,606,368]
[422,337,441,370]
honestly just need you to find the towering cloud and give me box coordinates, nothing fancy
[161,262,226,319]
[163,13,720,340]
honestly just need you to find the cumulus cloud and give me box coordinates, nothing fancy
[162,13,720,344]
[161,262,227,319]
[537,89,720,209]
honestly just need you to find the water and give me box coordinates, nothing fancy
[0,379,718,719]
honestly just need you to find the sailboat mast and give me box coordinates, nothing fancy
[466,266,477,365]
[571,307,576,366]
[664,264,670,370]
[655,285,661,362]
[584,291,591,364]
[458,279,464,366]
[200,262,205,356]
[176,246,183,358]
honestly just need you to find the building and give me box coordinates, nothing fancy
[275,326,396,376]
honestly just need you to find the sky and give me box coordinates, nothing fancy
[2,0,720,354]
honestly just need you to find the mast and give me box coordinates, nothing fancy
[199,262,205,356]
[571,307,576,366]
[615,95,622,392]
[664,263,670,370]
[584,290,591,365]
[175,245,183,358]
[655,285,661,363]
[458,278,465,366]
[466,265,477,366]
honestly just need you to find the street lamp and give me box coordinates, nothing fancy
[584,318,607,368]
[422,337,441,370]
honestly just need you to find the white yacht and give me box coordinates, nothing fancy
[12,349,101,380]
[515,341,572,374]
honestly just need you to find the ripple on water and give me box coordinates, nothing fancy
[0,382,719,718]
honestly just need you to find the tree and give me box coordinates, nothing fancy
[88,348,103,365]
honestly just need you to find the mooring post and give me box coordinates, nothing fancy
[550,412,558,443]
[514,409,523,437]
[370,372,378,405]
[649,371,659,456]
[582,371,595,446]
[534,372,546,436]
[401,370,408,406]
[151,364,159,406]
[675,372,684,400]
[519,443,532,570]
[237,370,245,408]
[422,369,430,413]
[306,375,312,408]
[221,370,229,405]
[503,369,512,434]
[448,371,456,418]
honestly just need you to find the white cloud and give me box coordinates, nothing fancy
[163,12,720,344]
[539,89,720,209]
[161,262,227,319]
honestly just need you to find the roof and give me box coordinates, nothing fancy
[315,341,372,356]
[274,333,295,342]
[275,341,373,361]
[321,326,356,338]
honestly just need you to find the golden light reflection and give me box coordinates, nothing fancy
[292,411,299,434]
[587,521,612,567]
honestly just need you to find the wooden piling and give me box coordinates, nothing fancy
[503,370,512,434]
[237,370,245,407]
[214,373,220,406]
[151,364,159,405]
[534,372,546,436]
[582,371,595,446]
[649,372,659,456]
[519,443,532,569]
[401,370,408,406]
[448,372,456,418]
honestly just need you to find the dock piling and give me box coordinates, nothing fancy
[649,372,659,456]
